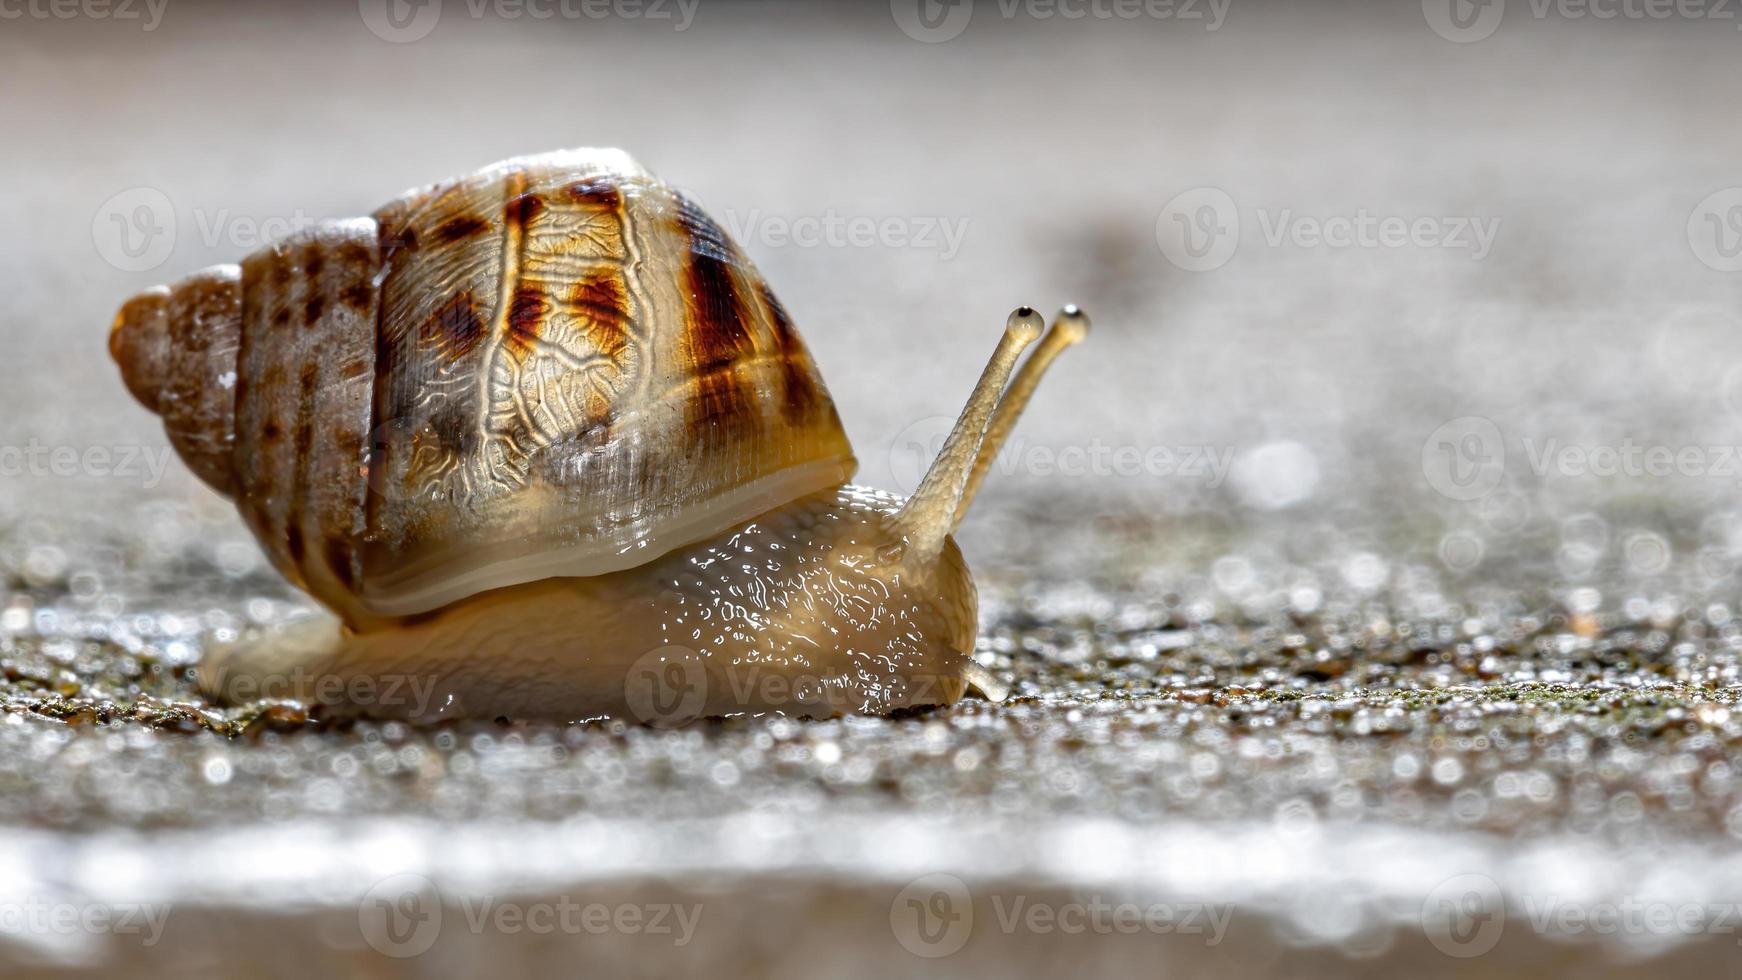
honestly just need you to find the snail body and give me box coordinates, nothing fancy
[110,149,1087,722]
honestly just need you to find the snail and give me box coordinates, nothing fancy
[108,149,1088,722]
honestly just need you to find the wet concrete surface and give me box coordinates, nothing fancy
[6,506,1742,975]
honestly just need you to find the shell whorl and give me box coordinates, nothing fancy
[109,149,856,623]
[111,268,243,494]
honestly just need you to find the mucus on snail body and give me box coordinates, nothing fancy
[108,148,1088,722]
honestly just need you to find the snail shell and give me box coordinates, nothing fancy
[111,147,1088,721]
[112,149,855,623]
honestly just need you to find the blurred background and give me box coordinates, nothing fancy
[3,0,1742,976]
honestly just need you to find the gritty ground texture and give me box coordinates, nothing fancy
[5,1,1742,977]
[4,511,1742,844]
[6,509,1742,976]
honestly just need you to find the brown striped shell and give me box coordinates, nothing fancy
[110,149,857,622]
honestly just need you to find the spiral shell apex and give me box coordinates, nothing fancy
[111,149,857,623]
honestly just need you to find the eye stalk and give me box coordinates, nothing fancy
[956,305,1090,531]
[887,305,1087,569]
